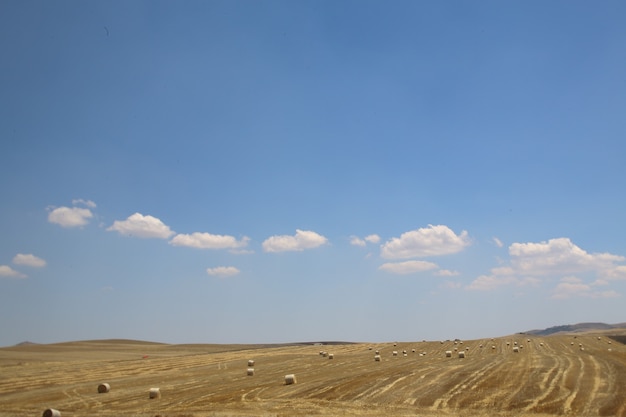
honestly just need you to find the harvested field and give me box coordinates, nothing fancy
[1,335,625,417]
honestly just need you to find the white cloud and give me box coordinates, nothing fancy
[508,238,624,276]
[493,237,503,248]
[435,269,460,277]
[379,260,438,275]
[468,237,626,294]
[551,276,620,300]
[72,199,97,208]
[262,229,328,253]
[12,254,46,268]
[206,266,240,277]
[351,234,380,247]
[365,234,380,244]
[170,232,250,250]
[350,236,366,247]
[466,274,540,291]
[0,265,26,279]
[48,206,93,228]
[380,225,470,259]
[107,213,174,239]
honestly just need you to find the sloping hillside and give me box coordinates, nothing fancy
[524,322,626,336]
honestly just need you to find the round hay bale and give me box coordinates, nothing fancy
[328,353,334,359]
[284,374,297,385]
[412,348,416,353]
[374,354,381,361]
[458,351,466,358]
[392,351,398,356]
[247,368,255,376]
[42,409,61,417]
[149,388,161,399]
[97,383,110,393]
[247,360,255,367]
[513,346,519,353]
[375,350,380,355]
[446,350,452,357]
[321,351,328,357]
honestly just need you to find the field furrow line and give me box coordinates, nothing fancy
[430,358,501,410]
[522,353,563,412]
[562,354,583,414]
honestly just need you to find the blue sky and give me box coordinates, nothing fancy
[1,1,625,346]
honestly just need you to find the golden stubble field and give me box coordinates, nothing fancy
[1,333,625,417]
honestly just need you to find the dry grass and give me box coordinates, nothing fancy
[1,334,625,417]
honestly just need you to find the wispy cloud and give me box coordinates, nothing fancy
[493,237,503,248]
[13,254,46,268]
[107,213,175,239]
[379,260,438,275]
[206,266,240,277]
[380,225,470,259]
[0,265,26,279]
[551,276,620,300]
[262,229,328,253]
[170,232,249,250]
[72,199,97,208]
[435,269,460,277]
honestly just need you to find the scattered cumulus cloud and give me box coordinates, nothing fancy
[12,254,46,268]
[351,234,380,247]
[0,265,26,279]
[48,206,93,228]
[350,236,366,247]
[262,229,328,253]
[107,213,175,239]
[170,232,250,250]
[365,234,380,243]
[380,225,470,259]
[467,237,626,297]
[551,276,620,300]
[206,266,240,277]
[379,260,438,275]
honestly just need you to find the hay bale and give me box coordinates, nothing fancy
[42,409,61,417]
[149,388,161,399]
[97,383,110,393]
[412,348,416,353]
[375,350,380,355]
[328,353,334,359]
[446,350,452,357]
[392,351,398,356]
[248,360,255,367]
[374,354,381,361]
[513,346,519,353]
[284,374,297,385]
[458,351,465,358]
[247,368,255,376]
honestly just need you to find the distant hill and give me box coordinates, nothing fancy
[14,341,39,346]
[523,322,626,336]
